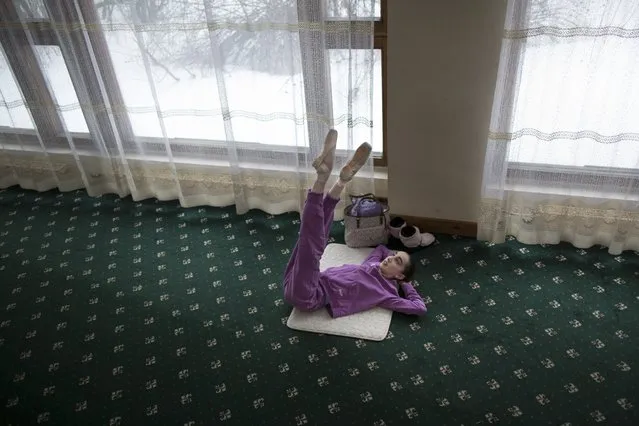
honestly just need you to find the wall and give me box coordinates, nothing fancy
[386,0,507,223]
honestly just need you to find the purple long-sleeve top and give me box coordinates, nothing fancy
[319,245,427,318]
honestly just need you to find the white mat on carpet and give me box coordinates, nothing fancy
[286,243,393,341]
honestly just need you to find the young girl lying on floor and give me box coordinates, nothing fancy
[282,130,427,318]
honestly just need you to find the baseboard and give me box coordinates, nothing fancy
[368,196,477,237]
[394,215,477,238]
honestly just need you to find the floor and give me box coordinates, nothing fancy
[1,186,637,425]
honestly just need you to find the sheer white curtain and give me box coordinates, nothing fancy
[479,0,639,255]
[0,0,379,218]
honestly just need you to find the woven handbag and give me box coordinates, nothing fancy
[344,194,390,248]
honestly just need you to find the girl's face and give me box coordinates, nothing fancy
[380,251,410,280]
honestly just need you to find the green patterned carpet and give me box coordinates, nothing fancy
[1,186,638,425]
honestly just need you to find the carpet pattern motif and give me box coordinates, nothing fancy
[1,187,638,425]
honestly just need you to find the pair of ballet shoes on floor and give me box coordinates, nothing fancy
[389,217,435,248]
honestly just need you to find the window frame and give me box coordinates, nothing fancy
[1,0,387,166]
[506,162,639,196]
[375,0,388,167]
[491,1,639,193]
[0,0,135,154]
[0,1,64,145]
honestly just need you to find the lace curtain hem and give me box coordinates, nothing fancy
[0,154,369,220]
[479,198,639,254]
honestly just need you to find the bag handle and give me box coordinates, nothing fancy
[350,193,377,203]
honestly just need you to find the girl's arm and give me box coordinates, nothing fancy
[363,245,393,264]
[378,282,427,315]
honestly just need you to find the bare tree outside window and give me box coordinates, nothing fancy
[92,0,307,78]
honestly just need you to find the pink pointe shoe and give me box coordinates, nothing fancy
[339,142,372,182]
[312,129,338,177]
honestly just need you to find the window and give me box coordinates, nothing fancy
[503,6,639,190]
[33,46,89,133]
[329,48,383,159]
[325,0,387,166]
[0,47,34,130]
[325,0,387,165]
[325,0,382,19]
[508,38,639,170]
[1,0,386,165]
[14,0,48,21]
